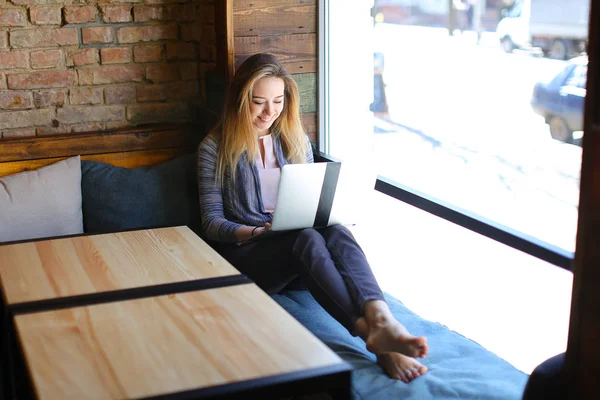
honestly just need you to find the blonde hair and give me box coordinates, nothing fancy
[213,53,308,182]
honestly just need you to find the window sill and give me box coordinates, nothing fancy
[349,189,573,374]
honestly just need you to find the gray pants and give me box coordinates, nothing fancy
[214,225,386,334]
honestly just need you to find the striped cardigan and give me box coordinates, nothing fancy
[197,131,314,243]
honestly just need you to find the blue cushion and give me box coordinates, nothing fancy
[81,153,202,235]
[272,290,528,400]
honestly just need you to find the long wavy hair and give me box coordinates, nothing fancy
[214,53,308,182]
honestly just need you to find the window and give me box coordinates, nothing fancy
[320,0,590,269]
[319,0,586,374]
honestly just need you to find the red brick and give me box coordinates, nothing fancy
[105,120,130,130]
[66,48,99,66]
[133,44,162,62]
[0,91,32,110]
[30,49,62,69]
[71,122,105,133]
[33,89,66,108]
[30,7,62,25]
[166,42,196,60]
[57,105,125,124]
[0,109,54,130]
[202,25,215,42]
[146,64,179,83]
[82,27,114,44]
[127,102,190,125]
[0,51,28,69]
[101,5,132,23]
[144,0,185,4]
[0,30,8,48]
[64,6,97,24]
[117,24,178,44]
[168,80,198,99]
[1,128,36,138]
[198,42,215,62]
[105,85,135,104]
[165,3,196,22]
[69,87,103,105]
[180,24,201,42]
[7,70,76,89]
[0,72,6,89]
[100,47,131,64]
[202,4,215,24]
[37,125,69,136]
[179,62,198,80]
[11,0,62,4]
[0,8,26,27]
[10,28,78,48]
[77,65,144,85]
[136,84,167,102]
[133,5,164,22]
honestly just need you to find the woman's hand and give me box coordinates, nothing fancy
[252,222,271,237]
[236,223,272,242]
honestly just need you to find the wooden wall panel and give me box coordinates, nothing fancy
[0,124,200,177]
[295,73,317,114]
[0,126,196,163]
[301,112,317,143]
[230,0,319,143]
[233,0,317,36]
[0,149,190,178]
[234,34,317,73]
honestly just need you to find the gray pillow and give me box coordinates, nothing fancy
[0,156,84,243]
[80,153,202,236]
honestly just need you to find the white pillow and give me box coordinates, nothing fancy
[0,156,83,243]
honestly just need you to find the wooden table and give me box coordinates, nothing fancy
[14,284,349,399]
[0,227,351,399]
[0,226,245,313]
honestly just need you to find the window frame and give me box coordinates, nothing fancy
[318,0,575,271]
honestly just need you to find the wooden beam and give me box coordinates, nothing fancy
[0,125,197,163]
[0,148,191,178]
[566,0,600,398]
[216,0,235,84]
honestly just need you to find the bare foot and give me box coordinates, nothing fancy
[354,317,369,340]
[377,353,428,383]
[366,321,428,358]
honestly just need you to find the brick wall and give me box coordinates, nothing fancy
[0,0,216,138]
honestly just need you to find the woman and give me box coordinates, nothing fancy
[197,53,428,382]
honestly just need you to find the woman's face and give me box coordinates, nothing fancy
[250,77,285,136]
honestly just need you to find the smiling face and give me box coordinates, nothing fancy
[250,77,285,137]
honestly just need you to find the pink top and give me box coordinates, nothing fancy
[256,134,281,213]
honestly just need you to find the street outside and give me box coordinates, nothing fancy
[372,23,582,254]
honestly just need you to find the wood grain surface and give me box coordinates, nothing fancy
[15,284,343,400]
[0,125,202,177]
[0,148,190,178]
[234,34,317,74]
[0,126,196,163]
[233,0,317,37]
[0,227,239,305]
[302,112,317,143]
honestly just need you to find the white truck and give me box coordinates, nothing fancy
[496,0,589,59]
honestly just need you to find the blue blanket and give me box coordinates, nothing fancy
[272,290,528,400]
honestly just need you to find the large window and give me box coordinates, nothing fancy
[319,0,587,374]
[320,0,589,268]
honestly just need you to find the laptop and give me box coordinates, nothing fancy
[237,161,375,246]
